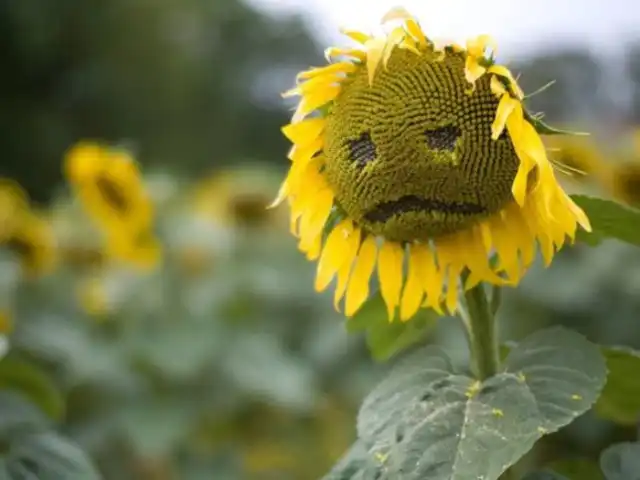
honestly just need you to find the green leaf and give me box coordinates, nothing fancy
[594,346,640,425]
[355,327,607,480]
[0,357,65,421]
[599,442,640,480]
[570,195,640,247]
[548,458,604,480]
[522,471,570,480]
[0,432,100,479]
[346,292,439,362]
[357,347,542,480]
[504,326,607,433]
[0,391,49,435]
[322,442,383,480]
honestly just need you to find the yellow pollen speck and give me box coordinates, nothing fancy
[492,408,504,418]
[537,427,548,435]
[571,394,582,401]
[517,372,526,383]
[374,452,389,464]
[465,380,481,398]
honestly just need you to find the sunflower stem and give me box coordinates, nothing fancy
[463,283,499,381]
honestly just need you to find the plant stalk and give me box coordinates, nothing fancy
[463,283,500,381]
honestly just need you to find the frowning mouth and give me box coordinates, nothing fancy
[364,195,486,223]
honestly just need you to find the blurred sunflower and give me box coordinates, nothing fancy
[107,229,162,271]
[191,166,286,229]
[273,7,590,320]
[2,209,57,278]
[545,135,611,183]
[606,161,640,207]
[64,142,160,269]
[0,179,28,240]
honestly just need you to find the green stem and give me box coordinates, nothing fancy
[463,283,500,381]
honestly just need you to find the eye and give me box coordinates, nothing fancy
[346,131,377,167]
[424,125,462,151]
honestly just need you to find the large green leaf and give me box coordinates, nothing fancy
[0,357,64,421]
[571,195,640,247]
[0,431,100,480]
[503,326,607,433]
[354,327,606,480]
[594,346,640,425]
[599,442,640,480]
[346,293,440,362]
[357,347,540,480]
[322,442,383,480]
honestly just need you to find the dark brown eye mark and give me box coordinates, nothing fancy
[346,131,376,167]
[424,125,462,151]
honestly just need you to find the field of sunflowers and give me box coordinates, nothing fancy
[0,129,639,478]
[2,2,640,478]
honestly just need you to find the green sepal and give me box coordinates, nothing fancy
[525,109,589,137]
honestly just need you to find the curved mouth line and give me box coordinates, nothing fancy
[364,195,487,223]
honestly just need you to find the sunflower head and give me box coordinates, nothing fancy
[274,8,591,320]
[192,166,286,229]
[65,142,153,232]
[4,210,57,278]
[608,161,640,207]
[544,135,610,182]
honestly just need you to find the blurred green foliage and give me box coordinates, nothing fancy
[0,0,321,203]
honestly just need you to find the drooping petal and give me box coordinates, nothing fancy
[400,246,425,321]
[315,219,356,291]
[377,241,405,321]
[345,235,378,316]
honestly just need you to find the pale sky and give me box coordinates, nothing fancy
[250,0,640,58]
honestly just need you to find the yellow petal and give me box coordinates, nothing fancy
[465,57,486,86]
[490,75,506,97]
[324,47,367,62]
[295,85,342,119]
[466,34,496,58]
[340,29,371,45]
[281,118,325,145]
[400,245,425,321]
[411,243,443,314]
[345,235,378,316]
[364,37,387,85]
[377,241,405,321]
[488,65,524,99]
[383,27,406,68]
[315,220,355,291]
[491,94,518,140]
[296,62,357,81]
[288,136,323,163]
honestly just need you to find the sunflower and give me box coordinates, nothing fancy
[606,161,640,207]
[273,7,590,320]
[544,135,611,183]
[65,142,160,269]
[191,166,286,229]
[65,142,154,234]
[3,209,57,278]
[0,179,28,241]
